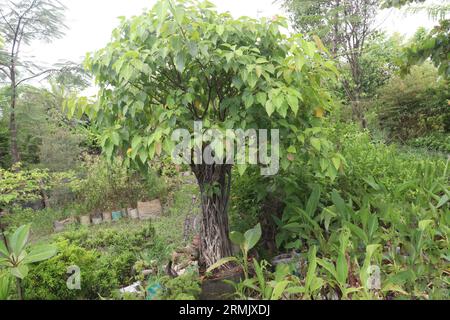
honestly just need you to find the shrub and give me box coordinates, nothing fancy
[155,272,201,300]
[375,63,450,142]
[23,240,118,300]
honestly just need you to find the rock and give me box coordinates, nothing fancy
[80,215,91,226]
[120,281,142,294]
[127,208,139,220]
[138,200,163,220]
[92,216,103,225]
[102,211,112,223]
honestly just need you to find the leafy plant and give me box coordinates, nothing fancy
[207,223,262,279]
[0,224,57,299]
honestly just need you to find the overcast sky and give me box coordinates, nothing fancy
[24,0,438,68]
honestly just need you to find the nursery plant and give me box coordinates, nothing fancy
[0,224,57,299]
[70,0,339,268]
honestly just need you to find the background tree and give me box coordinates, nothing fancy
[77,0,338,268]
[282,0,380,127]
[383,0,449,78]
[0,0,66,164]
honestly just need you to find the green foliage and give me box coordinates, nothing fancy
[359,32,404,98]
[23,240,115,300]
[272,124,449,299]
[155,271,201,300]
[72,156,165,214]
[404,19,450,78]
[408,132,450,154]
[24,222,156,300]
[207,223,261,279]
[0,224,57,299]
[72,0,338,179]
[375,63,449,142]
[0,164,49,208]
[2,207,70,238]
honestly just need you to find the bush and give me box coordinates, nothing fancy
[375,63,450,142]
[155,272,201,300]
[24,240,118,300]
[72,156,166,215]
[408,132,450,154]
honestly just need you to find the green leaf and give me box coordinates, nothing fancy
[111,132,120,146]
[436,194,449,209]
[256,92,267,106]
[206,256,238,273]
[310,138,321,152]
[244,223,262,252]
[286,95,299,115]
[0,240,8,259]
[305,185,321,217]
[10,265,29,280]
[265,101,275,117]
[174,53,186,73]
[23,245,57,264]
[336,252,348,285]
[9,225,30,257]
[229,231,245,246]
[418,219,433,232]
[271,280,290,300]
[331,190,349,219]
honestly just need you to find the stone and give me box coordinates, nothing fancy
[92,216,103,225]
[127,208,139,220]
[102,211,112,223]
[80,215,91,226]
[119,281,142,294]
[138,200,162,220]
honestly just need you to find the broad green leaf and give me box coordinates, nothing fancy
[10,265,29,280]
[0,240,8,258]
[9,225,30,257]
[305,185,321,217]
[229,231,245,246]
[174,52,186,73]
[336,252,348,285]
[206,257,238,273]
[23,245,57,264]
[271,280,290,300]
[265,101,275,117]
[310,138,321,152]
[244,223,262,252]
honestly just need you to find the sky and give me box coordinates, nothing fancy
[24,0,439,68]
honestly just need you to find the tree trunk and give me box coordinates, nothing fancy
[9,64,20,164]
[191,163,233,269]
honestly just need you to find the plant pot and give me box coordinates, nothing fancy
[92,216,103,225]
[80,215,91,226]
[138,200,162,220]
[200,269,243,300]
[112,210,123,221]
[102,211,112,223]
[128,208,139,220]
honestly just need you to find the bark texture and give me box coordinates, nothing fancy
[191,163,233,268]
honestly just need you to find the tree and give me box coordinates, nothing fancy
[282,0,379,127]
[76,0,338,268]
[0,0,66,164]
[383,0,449,78]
